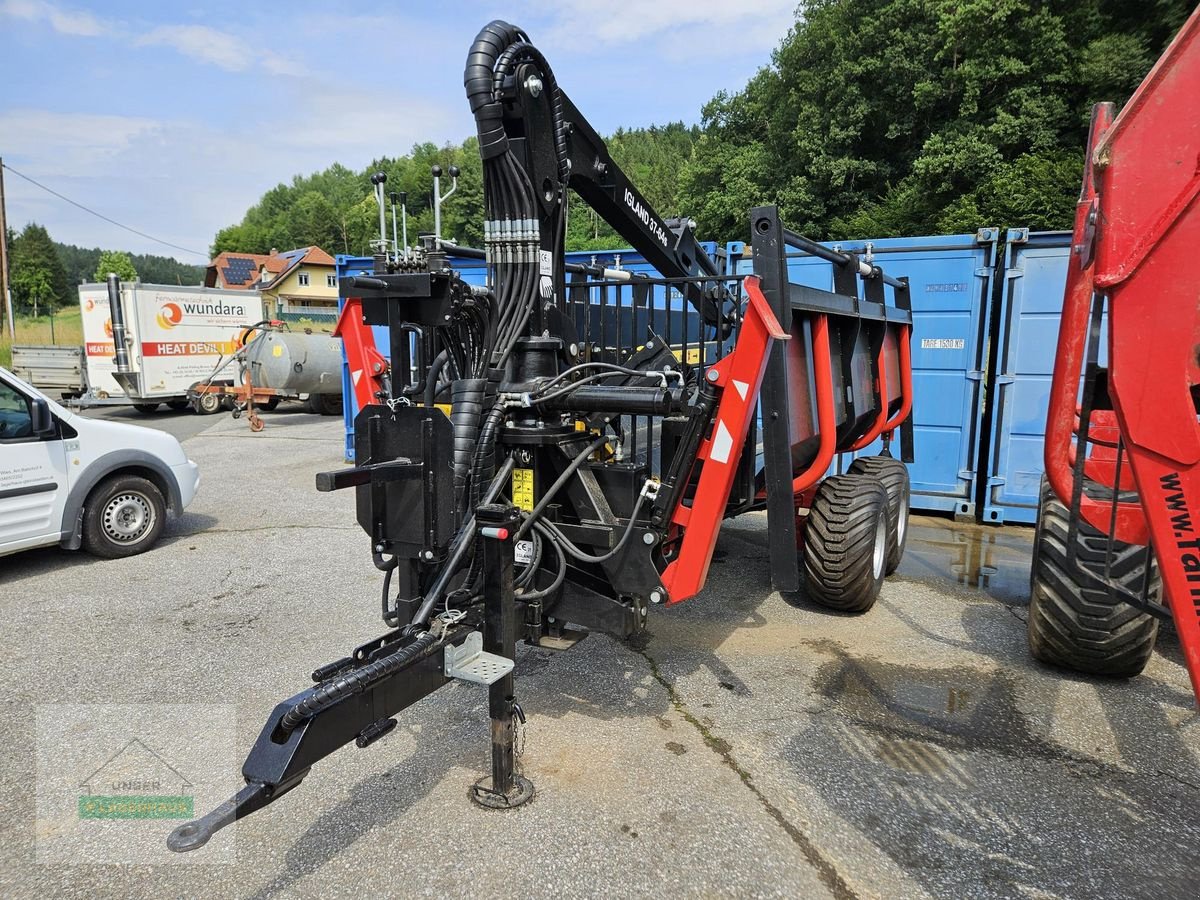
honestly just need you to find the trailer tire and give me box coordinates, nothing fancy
[306,393,341,416]
[193,393,222,415]
[848,455,910,574]
[1027,477,1159,677]
[262,397,280,411]
[802,474,890,613]
[133,403,159,414]
[81,474,167,559]
[167,400,190,411]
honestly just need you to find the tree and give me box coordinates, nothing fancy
[9,223,70,316]
[679,0,1193,241]
[93,249,138,283]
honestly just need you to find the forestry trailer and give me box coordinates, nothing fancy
[168,20,914,851]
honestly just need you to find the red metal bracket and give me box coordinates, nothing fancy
[881,324,912,434]
[850,322,912,451]
[792,314,836,494]
[335,298,389,413]
[660,275,788,604]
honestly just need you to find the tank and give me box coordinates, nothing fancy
[243,330,343,394]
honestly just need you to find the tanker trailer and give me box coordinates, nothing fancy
[188,324,343,430]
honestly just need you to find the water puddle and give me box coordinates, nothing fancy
[896,515,1033,605]
[811,648,1064,761]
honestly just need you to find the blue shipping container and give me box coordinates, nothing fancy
[980,230,1076,524]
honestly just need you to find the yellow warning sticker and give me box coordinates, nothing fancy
[512,468,534,511]
[272,344,283,357]
[669,347,702,364]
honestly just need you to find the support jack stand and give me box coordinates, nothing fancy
[468,504,535,810]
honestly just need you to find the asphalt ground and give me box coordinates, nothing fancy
[1,410,1197,898]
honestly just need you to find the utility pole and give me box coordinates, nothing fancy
[0,157,14,342]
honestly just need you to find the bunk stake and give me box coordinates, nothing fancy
[470,503,535,809]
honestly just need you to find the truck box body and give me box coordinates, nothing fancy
[78,282,262,401]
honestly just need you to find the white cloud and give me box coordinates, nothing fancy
[0,0,109,36]
[0,81,458,260]
[529,0,797,56]
[136,24,306,77]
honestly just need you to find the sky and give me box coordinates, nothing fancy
[0,0,797,263]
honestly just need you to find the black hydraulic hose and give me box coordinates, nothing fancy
[518,520,566,601]
[450,378,488,506]
[540,491,649,565]
[491,40,569,180]
[424,350,449,409]
[465,20,521,159]
[379,555,400,625]
[514,434,609,540]
[275,628,467,738]
[413,457,516,627]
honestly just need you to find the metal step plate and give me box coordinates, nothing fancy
[444,631,514,685]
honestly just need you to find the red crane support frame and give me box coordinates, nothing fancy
[1044,7,1200,698]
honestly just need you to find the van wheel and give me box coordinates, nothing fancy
[133,403,159,414]
[802,473,890,613]
[848,455,910,574]
[82,475,167,559]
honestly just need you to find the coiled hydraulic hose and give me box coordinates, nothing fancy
[275,627,466,738]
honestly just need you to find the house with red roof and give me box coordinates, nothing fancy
[205,246,338,322]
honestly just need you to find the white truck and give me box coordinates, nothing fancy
[0,366,200,559]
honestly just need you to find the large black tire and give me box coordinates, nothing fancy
[1027,477,1159,677]
[167,399,190,411]
[848,455,910,574]
[802,473,891,613]
[81,474,167,559]
[132,403,159,414]
[261,397,281,411]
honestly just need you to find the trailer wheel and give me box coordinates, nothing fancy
[81,474,167,559]
[192,393,222,415]
[802,473,890,613]
[306,393,341,416]
[133,403,159,415]
[167,399,190,411]
[1027,477,1159,677]
[848,455,910,574]
[262,397,280,411]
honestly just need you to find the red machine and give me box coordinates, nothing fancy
[1032,7,1200,699]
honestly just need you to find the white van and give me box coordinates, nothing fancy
[0,366,199,559]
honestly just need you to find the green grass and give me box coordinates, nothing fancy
[0,306,84,369]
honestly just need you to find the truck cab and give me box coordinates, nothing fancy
[0,366,200,559]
